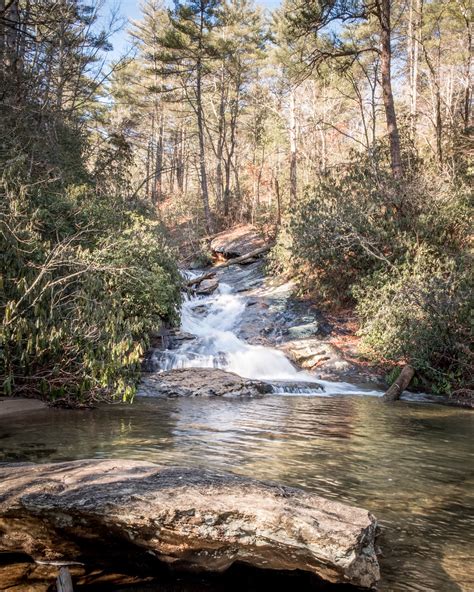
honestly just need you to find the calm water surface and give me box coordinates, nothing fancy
[0,395,473,592]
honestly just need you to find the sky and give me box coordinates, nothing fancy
[103,0,282,62]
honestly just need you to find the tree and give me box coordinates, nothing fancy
[156,0,222,234]
[276,0,404,178]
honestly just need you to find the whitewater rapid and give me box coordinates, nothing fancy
[153,279,383,397]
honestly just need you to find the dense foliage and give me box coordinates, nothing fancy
[1,0,472,399]
[0,1,181,403]
[272,152,472,394]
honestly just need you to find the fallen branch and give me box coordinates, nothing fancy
[383,364,415,401]
[186,244,273,287]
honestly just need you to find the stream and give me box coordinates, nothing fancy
[0,266,473,591]
[146,268,381,395]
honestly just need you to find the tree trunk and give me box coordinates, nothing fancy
[377,0,403,179]
[289,87,298,201]
[215,66,226,212]
[177,125,185,192]
[408,0,422,141]
[224,86,239,218]
[196,8,212,234]
[154,110,164,202]
[2,0,19,75]
[384,365,415,401]
[274,174,281,226]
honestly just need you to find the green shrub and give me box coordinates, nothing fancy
[271,151,472,393]
[354,249,473,394]
[274,153,417,302]
[0,182,181,404]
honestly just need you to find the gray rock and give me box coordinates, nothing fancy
[210,225,266,258]
[287,321,320,340]
[280,339,352,373]
[195,278,219,295]
[139,368,272,398]
[0,460,380,589]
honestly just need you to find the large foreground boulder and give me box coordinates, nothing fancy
[139,368,272,398]
[0,460,380,589]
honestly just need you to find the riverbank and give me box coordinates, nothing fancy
[0,397,46,417]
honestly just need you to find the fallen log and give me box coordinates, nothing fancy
[383,364,415,401]
[0,460,380,589]
[187,244,273,287]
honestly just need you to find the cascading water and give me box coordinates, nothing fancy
[151,276,383,397]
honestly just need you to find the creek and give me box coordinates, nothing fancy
[0,265,472,591]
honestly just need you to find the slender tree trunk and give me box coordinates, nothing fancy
[196,7,212,234]
[197,64,212,234]
[0,0,4,62]
[435,86,443,164]
[177,126,185,192]
[224,82,240,218]
[423,43,444,166]
[274,175,281,226]
[215,67,226,213]
[408,0,422,142]
[145,139,151,200]
[376,0,403,179]
[150,112,157,202]
[3,0,19,76]
[462,9,472,133]
[289,87,298,200]
[154,111,164,202]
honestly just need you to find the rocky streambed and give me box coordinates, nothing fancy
[142,256,384,400]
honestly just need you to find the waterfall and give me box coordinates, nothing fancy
[151,279,382,396]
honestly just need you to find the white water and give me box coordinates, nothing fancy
[153,279,383,397]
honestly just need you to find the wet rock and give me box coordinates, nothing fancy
[211,225,266,258]
[286,321,320,340]
[0,460,380,589]
[190,304,208,315]
[0,398,46,418]
[139,368,272,398]
[280,339,351,373]
[168,331,197,347]
[195,278,219,295]
[271,380,324,394]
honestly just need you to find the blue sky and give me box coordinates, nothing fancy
[103,0,281,61]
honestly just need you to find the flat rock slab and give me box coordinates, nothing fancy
[0,398,46,418]
[139,368,272,398]
[0,460,380,589]
[211,225,267,258]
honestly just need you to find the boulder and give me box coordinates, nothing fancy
[280,339,352,373]
[210,225,266,258]
[0,460,380,589]
[195,278,219,295]
[139,368,272,398]
[0,397,46,418]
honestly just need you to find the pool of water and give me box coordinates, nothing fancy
[1,395,472,591]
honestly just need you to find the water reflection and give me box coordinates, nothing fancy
[0,395,473,591]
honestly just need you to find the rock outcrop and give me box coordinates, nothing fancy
[195,278,219,295]
[211,225,267,258]
[0,460,380,589]
[139,368,272,398]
